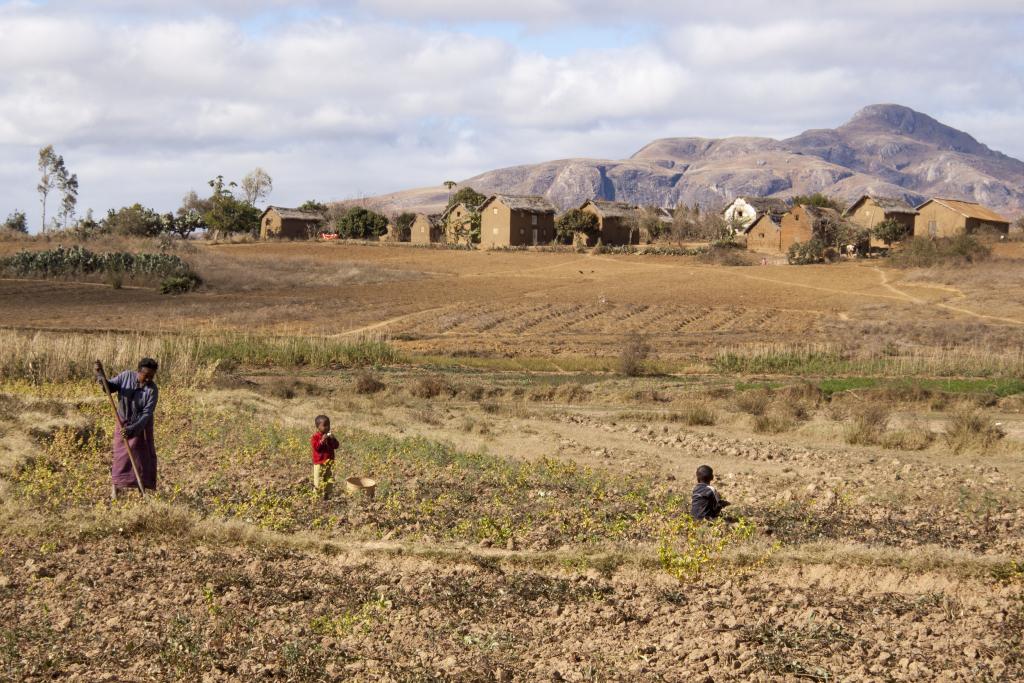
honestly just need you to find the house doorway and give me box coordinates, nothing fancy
[532,228,538,245]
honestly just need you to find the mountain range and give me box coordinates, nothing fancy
[364,104,1024,219]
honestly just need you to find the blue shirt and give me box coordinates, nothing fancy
[100,370,159,436]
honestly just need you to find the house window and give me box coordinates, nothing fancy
[492,228,498,235]
[531,215,538,225]
[493,208,498,215]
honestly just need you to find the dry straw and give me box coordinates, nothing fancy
[0,328,400,385]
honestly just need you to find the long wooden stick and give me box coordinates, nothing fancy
[96,364,146,496]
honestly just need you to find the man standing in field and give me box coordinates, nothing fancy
[95,359,160,498]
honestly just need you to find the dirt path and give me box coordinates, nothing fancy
[871,266,1024,325]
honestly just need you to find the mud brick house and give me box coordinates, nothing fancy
[409,213,444,244]
[914,198,1010,238]
[744,213,784,254]
[844,195,918,246]
[723,196,789,232]
[579,200,639,245]
[259,206,325,240]
[774,205,843,253]
[479,194,557,248]
[442,202,478,244]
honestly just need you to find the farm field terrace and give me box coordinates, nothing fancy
[2,240,1024,362]
[1,352,1023,681]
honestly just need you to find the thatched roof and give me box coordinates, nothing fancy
[261,206,325,222]
[724,196,789,217]
[742,213,781,234]
[580,199,638,219]
[798,205,843,225]
[920,198,1009,223]
[845,195,918,216]
[481,194,557,214]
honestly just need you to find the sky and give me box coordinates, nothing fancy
[1,0,1022,228]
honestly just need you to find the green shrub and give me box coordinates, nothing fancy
[787,238,826,265]
[160,273,202,294]
[0,246,200,292]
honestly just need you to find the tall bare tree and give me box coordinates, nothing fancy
[58,167,79,228]
[240,168,273,206]
[37,145,59,232]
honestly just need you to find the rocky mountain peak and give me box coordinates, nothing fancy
[842,103,991,156]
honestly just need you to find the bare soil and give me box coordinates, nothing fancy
[3,241,1022,358]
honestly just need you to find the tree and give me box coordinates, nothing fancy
[443,180,457,203]
[555,209,599,245]
[2,210,28,233]
[103,203,165,237]
[37,145,60,232]
[240,168,273,206]
[447,186,486,210]
[872,218,910,246]
[447,207,481,244]
[203,176,261,237]
[162,191,209,238]
[790,193,845,212]
[628,206,667,243]
[393,212,416,242]
[298,200,328,214]
[58,167,79,228]
[335,206,389,240]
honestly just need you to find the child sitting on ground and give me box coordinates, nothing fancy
[691,464,730,520]
[311,415,340,499]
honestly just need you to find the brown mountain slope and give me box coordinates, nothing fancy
[363,105,1024,217]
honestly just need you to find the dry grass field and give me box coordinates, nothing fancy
[1,238,1023,681]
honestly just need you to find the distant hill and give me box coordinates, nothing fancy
[360,105,1024,219]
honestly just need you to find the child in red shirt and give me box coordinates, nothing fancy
[311,415,340,499]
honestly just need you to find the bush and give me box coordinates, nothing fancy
[879,425,934,451]
[787,239,826,265]
[354,372,385,394]
[410,376,454,399]
[680,402,716,426]
[556,209,599,245]
[872,218,910,246]
[159,273,202,294]
[735,389,771,416]
[618,332,651,377]
[698,243,752,266]
[2,210,28,233]
[103,203,165,237]
[753,413,795,434]
[890,235,991,268]
[0,246,201,292]
[944,410,1005,453]
[844,404,891,445]
[335,206,389,240]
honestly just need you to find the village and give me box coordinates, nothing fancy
[259,190,1014,263]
